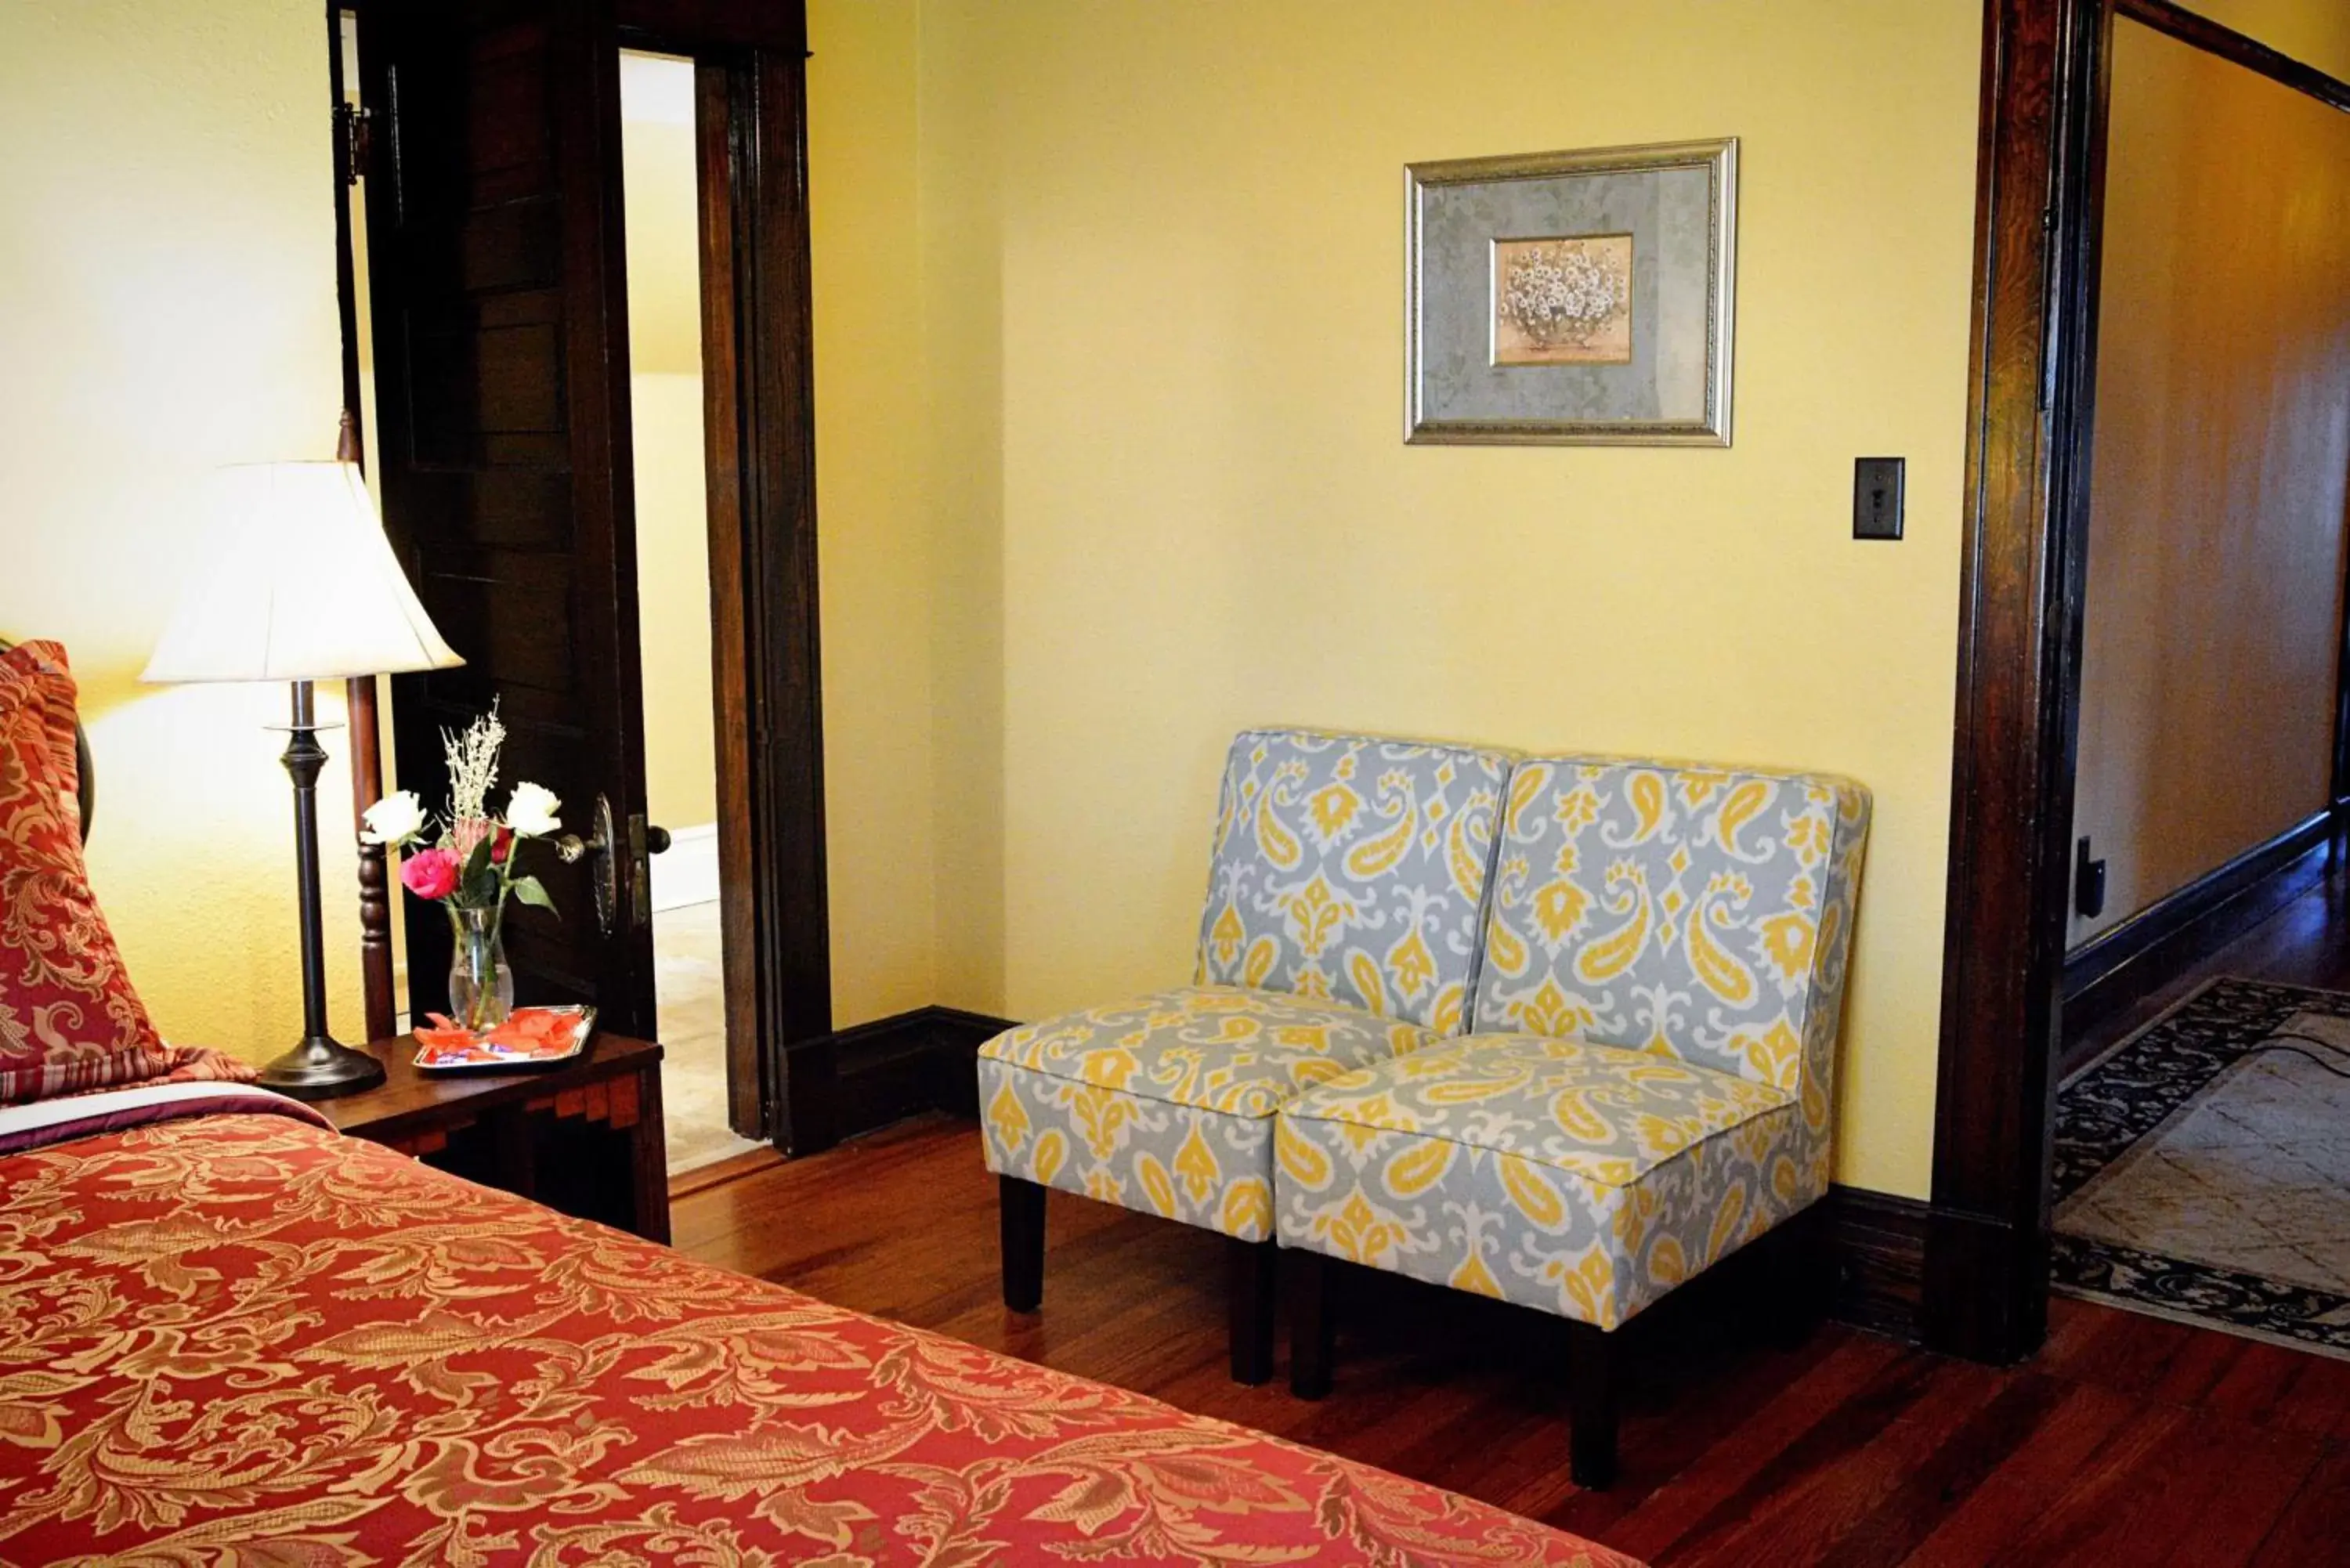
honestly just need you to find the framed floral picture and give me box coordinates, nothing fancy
[1405,138,1737,446]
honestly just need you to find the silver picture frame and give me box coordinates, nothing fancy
[1405,137,1738,446]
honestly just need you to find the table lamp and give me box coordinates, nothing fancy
[143,460,462,1098]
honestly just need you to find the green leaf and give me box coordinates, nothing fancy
[458,836,498,906]
[508,875,559,917]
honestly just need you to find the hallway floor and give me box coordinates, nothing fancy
[652,900,764,1174]
[2066,838,2350,1072]
[2051,838,2350,1364]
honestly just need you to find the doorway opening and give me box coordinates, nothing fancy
[617,47,761,1175]
[2043,5,2350,1359]
[343,1,832,1179]
[1928,0,2350,1364]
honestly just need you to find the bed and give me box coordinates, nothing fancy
[0,638,1632,1563]
[0,1081,1638,1563]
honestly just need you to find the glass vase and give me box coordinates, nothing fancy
[447,903,513,1033]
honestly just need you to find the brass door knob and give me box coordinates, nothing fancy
[553,794,619,936]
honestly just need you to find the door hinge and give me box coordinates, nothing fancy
[334,102,374,186]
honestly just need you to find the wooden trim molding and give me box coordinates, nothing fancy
[2337,529,2350,807]
[1929,0,2350,1365]
[692,58,765,1142]
[2115,0,2350,114]
[676,12,832,1152]
[1821,1186,1932,1344]
[735,44,836,1123]
[1925,0,2113,1365]
[668,1142,783,1200]
[616,0,805,55]
[779,1006,1012,1153]
[2063,809,2336,1043]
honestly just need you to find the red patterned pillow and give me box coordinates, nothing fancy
[0,642,254,1102]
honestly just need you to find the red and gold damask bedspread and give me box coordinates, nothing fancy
[0,1105,1636,1566]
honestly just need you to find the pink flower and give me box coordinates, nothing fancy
[401,846,460,901]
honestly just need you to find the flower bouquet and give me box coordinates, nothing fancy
[360,706,561,1033]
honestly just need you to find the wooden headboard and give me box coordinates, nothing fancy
[0,638,96,842]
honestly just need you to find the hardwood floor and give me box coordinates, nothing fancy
[661,858,2350,1561]
[672,1114,2350,1566]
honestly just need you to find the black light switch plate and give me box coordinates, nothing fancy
[1854,457,1904,540]
[2074,835,2106,918]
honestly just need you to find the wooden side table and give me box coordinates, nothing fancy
[317,1031,671,1245]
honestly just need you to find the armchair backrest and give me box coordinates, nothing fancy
[1472,755,1871,1126]
[1195,728,1516,1034]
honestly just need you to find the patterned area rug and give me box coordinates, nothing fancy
[2055,977,2350,1360]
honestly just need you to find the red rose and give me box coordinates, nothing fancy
[490,826,514,865]
[401,846,461,900]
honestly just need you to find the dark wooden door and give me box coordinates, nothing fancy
[357,0,656,1035]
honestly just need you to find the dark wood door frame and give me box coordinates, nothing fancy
[346,0,830,1147]
[615,1,834,1151]
[1926,0,2113,1364]
[2056,9,2350,1046]
[357,0,663,1039]
[2119,0,2350,114]
[1929,0,2350,1363]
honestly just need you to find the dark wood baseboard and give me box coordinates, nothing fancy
[895,1006,1013,1122]
[1819,1184,1930,1344]
[2062,811,2336,1054]
[778,1005,1012,1154]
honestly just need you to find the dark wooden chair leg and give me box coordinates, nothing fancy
[1000,1176,1046,1312]
[1567,1319,1619,1490]
[1290,1248,1335,1399]
[1228,1237,1279,1385]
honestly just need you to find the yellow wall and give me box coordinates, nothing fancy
[906,0,1984,1198]
[620,53,719,832]
[7,2,1998,1196]
[2070,16,2350,945]
[0,3,950,1053]
[808,0,941,1022]
[0,0,357,1061]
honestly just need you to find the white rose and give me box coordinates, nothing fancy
[359,789,427,847]
[504,781,562,838]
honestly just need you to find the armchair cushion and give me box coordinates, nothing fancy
[1195,730,1514,1034]
[1275,1035,1802,1329]
[1471,757,1869,1198]
[981,987,1437,1242]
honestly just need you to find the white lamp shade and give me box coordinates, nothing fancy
[143,462,463,685]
